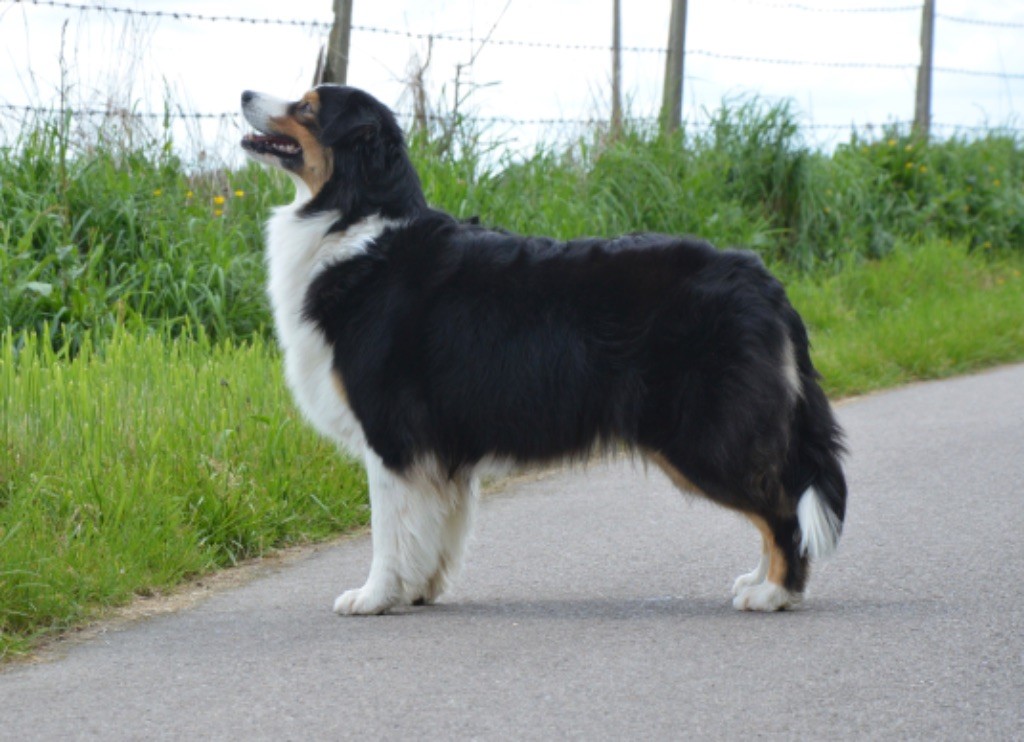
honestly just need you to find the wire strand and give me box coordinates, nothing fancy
[2,0,1021,129]
[937,13,1024,30]
[727,1,919,13]
[2,102,1020,135]
[2,0,664,51]
[6,0,1024,69]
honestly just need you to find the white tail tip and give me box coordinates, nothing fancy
[797,486,841,559]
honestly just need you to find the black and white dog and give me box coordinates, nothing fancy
[241,85,847,614]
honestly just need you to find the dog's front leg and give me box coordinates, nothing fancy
[333,449,410,615]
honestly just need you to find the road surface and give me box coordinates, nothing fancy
[2,364,1022,739]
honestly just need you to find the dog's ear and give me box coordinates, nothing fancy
[320,108,380,147]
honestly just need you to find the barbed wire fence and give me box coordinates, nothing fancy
[1,0,1022,145]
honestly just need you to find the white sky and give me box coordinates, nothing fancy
[1,0,1022,163]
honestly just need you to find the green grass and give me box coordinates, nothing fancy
[415,101,1024,267]
[0,329,366,658]
[2,101,1024,658]
[0,117,288,351]
[3,100,1023,351]
[782,241,1024,395]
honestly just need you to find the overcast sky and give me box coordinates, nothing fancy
[2,0,1022,162]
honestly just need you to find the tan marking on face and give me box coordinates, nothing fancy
[269,90,333,196]
[747,514,787,585]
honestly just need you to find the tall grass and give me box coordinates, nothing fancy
[3,100,1023,350]
[1,116,288,350]
[414,99,1024,267]
[0,329,366,657]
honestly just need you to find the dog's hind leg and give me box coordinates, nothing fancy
[732,514,806,612]
[647,450,804,611]
[731,532,768,597]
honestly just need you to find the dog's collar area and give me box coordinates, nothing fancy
[241,132,302,158]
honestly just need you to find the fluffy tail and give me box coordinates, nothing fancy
[797,482,844,559]
[784,318,848,560]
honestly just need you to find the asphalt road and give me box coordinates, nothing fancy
[2,365,1022,740]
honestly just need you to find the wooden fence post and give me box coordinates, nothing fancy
[913,0,935,139]
[660,0,687,134]
[322,0,354,85]
[612,0,623,137]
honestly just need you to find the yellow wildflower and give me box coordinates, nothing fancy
[993,179,1002,187]
[186,190,194,199]
[152,189,162,197]
[213,195,226,206]
[234,190,245,198]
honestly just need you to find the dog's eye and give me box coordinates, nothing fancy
[297,102,313,116]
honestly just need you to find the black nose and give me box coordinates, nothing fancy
[241,90,255,105]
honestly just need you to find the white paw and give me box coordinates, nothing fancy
[732,557,768,596]
[732,581,802,612]
[333,585,396,615]
[732,571,764,596]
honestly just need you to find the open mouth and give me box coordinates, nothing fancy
[241,132,302,159]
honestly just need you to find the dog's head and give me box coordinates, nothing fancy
[241,85,424,224]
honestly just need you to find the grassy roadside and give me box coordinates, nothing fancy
[2,239,1022,659]
[784,240,1024,396]
[0,330,366,658]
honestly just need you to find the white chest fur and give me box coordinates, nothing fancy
[264,203,390,457]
